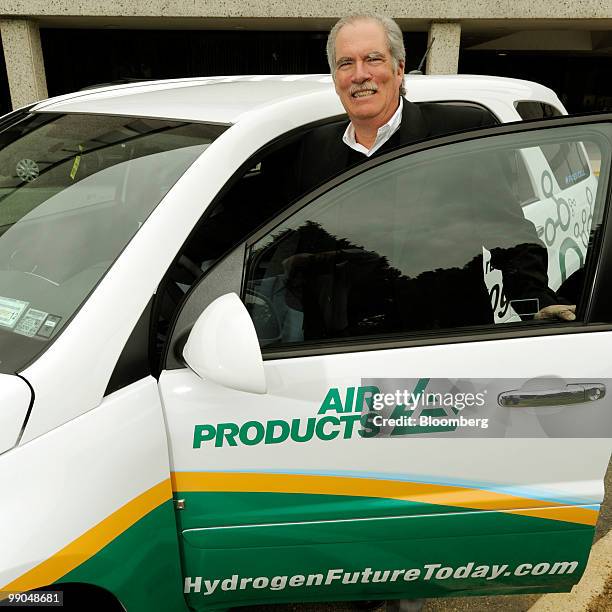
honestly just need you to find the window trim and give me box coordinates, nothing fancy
[240,113,612,360]
[260,323,612,361]
[0,105,35,135]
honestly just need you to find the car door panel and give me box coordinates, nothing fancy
[162,331,609,608]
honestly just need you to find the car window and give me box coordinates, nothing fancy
[515,101,562,120]
[515,101,591,190]
[540,141,591,189]
[507,150,537,207]
[433,101,500,123]
[243,123,610,349]
[0,112,227,373]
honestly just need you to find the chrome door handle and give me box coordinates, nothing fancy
[498,384,606,407]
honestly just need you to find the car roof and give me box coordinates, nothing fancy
[31,74,561,124]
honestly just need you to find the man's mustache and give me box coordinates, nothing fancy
[349,82,378,96]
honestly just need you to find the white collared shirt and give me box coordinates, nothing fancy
[342,98,404,157]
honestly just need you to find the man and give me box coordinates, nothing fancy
[298,14,499,192]
[287,13,575,327]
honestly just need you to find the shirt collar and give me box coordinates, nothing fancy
[342,97,404,157]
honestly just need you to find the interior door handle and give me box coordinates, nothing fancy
[498,383,606,407]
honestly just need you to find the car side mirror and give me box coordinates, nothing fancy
[183,293,267,394]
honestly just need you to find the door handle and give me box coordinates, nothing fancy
[498,383,606,407]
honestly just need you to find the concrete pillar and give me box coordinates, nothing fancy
[0,19,48,109]
[426,22,461,75]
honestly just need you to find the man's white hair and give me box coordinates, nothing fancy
[326,13,406,96]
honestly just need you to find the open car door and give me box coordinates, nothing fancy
[160,114,612,610]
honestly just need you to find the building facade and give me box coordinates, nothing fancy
[0,1,611,114]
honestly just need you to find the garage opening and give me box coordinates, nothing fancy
[460,51,612,114]
[39,28,427,98]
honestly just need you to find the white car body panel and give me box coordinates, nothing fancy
[0,377,170,586]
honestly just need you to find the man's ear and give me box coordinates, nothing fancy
[397,59,405,77]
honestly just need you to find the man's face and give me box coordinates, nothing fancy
[333,19,404,128]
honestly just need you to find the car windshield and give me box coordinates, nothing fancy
[0,112,227,373]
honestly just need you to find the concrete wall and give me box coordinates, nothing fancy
[426,22,461,75]
[0,1,611,19]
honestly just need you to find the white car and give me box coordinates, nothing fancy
[0,75,610,611]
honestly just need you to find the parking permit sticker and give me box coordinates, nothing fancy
[70,145,83,180]
[14,308,48,337]
[36,314,61,338]
[0,296,29,329]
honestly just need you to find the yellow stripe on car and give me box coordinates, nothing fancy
[1,479,172,594]
[171,471,598,526]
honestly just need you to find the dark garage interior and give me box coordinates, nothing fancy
[0,28,610,116]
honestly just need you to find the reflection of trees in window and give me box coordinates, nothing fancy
[250,220,488,341]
